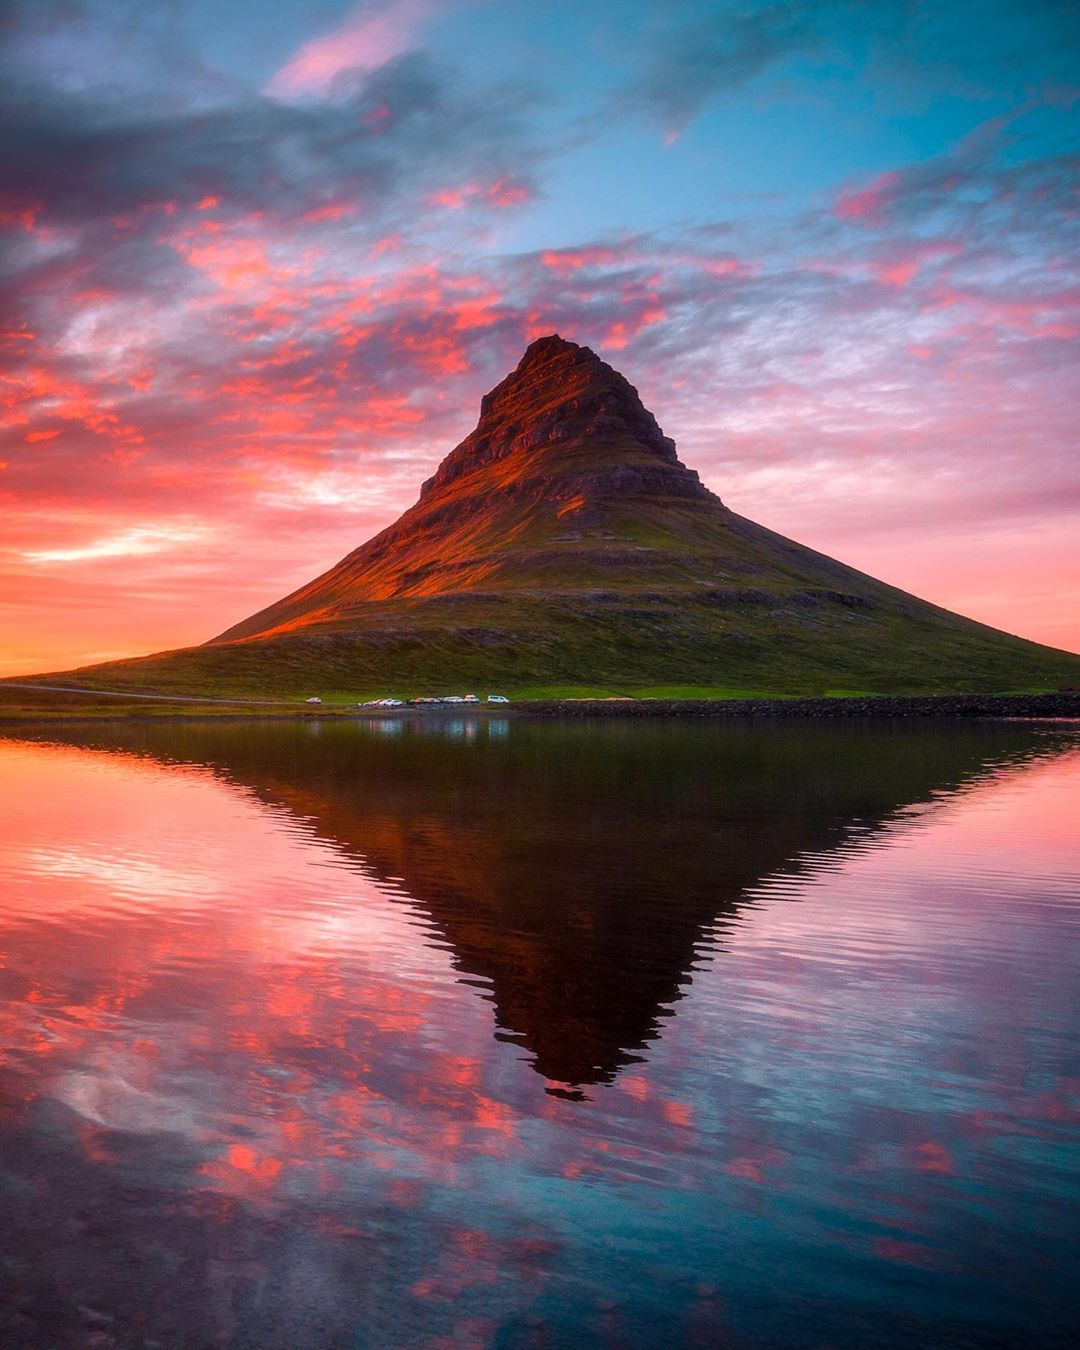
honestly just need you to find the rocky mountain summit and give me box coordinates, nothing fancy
[214,334,721,641]
[418,333,704,503]
[39,336,1080,695]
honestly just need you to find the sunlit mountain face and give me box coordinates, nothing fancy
[1,0,1077,677]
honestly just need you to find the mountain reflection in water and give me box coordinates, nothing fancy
[9,717,1063,1090]
[0,716,1077,1349]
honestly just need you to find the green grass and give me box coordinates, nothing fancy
[2,678,1076,726]
[632,685,790,700]
[509,684,624,700]
[6,582,1079,714]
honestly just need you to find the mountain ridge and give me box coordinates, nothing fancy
[16,335,1080,696]
[212,333,714,642]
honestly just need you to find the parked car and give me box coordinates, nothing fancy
[463,694,479,703]
[305,696,322,704]
[487,694,509,703]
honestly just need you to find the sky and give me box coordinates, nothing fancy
[0,0,1077,675]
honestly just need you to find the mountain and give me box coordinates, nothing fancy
[33,334,1080,695]
[214,332,712,642]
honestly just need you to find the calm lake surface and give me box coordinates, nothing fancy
[0,717,1077,1349]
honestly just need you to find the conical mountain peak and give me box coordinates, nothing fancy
[419,333,691,501]
[188,338,1080,701]
[496,332,625,395]
[514,331,590,368]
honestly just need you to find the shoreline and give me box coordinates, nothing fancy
[1,689,1078,726]
[520,692,1080,719]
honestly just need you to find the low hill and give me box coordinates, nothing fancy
[17,335,1080,698]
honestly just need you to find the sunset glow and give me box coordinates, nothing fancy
[1,0,1077,675]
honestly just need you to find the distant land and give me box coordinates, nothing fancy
[9,335,1080,702]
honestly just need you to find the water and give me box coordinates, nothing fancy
[0,716,1077,1349]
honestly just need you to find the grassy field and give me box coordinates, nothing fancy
[2,678,1076,726]
[15,589,1077,706]
[5,573,1079,724]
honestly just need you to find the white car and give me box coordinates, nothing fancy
[463,694,479,703]
[305,696,322,704]
[487,694,509,703]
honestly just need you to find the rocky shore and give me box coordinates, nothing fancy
[522,692,1080,719]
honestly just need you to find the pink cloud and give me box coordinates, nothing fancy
[602,305,666,350]
[0,200,42,232]
[369,232,403,258]
[486,179,530,209]
[363,102,392,130]
[428,180,531,212]
[301,202,357,224]
[267,0,435,100]
[428,187,471,211]
[919,285,1080,339]
[876,258,919,288]
[540,246,622,274]
[872,241,959,289]
[834,171,901,223]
